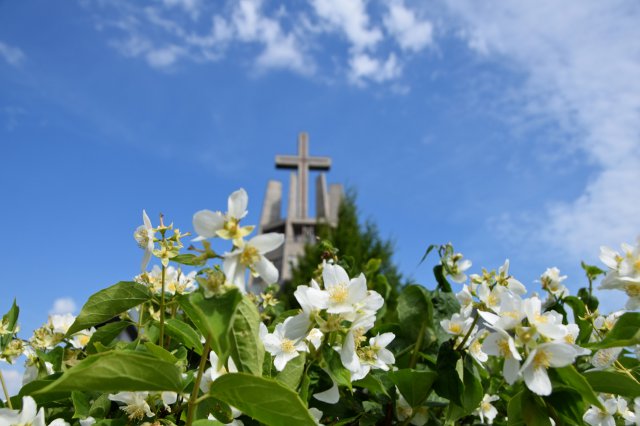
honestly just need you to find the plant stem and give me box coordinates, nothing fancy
[409,321,427,368]
[0,370,12,409]
[186,334,211,426]
[160,264,166,348]
[455,312,479,352]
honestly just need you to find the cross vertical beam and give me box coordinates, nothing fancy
[275,132,331,219]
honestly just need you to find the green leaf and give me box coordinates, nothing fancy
[507,392,524,426]
[389,369,437,407]
[321,345,352,390]
[419,244,438,265]
[353,373,389,397]
[0,299,19,351]
[275,353,305,390]
[555,366,604,410]
[19,374,69,405]
[586,312,640,349]
[179,289,242,359]
[521,389,551,426]
[397,285,433,342]
[584,370,640,398]
[461,357,483,416]
[71,391,91,419]
[86,321,132,354]
[581,262,605,280]
[165,318,203,355]
[196,396,233,423]
[34,351,183,394]
[67,282,151,335]
[143,342,178,363]
[433,341,463,406]
[229,297,264,376]
[88,394,112,418]
[209,373,317,426]
[172,253,205,266]
[562,296,592,344]
[433,264,453,292]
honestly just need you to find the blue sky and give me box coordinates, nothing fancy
[1,0,639,392]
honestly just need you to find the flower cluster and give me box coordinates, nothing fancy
[599,238,640,310]
[442,259,588,396]
[261,262,395,382]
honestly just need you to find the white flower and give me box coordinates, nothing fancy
[200,349,238,393]
[599,238,640,309]
[108,391,154,420]
[309,407,324,426]
[523,297,567,340]
[313,376,339,404]
[496,260,527,295]
[540,267,569,297]
[322,264,368,318]
[0,396,46,426]
[482,327,522,385]
[342,332,395,381]
[306,328,324,350]
[193,188,254,244]
[590,347,622,370]
[476,394,499,424]
[70,327,96,349]
[223,233,284,292]
[440,313,473,337]
[48,313,76,335]
[583,396,618,426]
[444,252,472,283]
[79,417,96,426]
[294,281,329,315]
[134,210,155,272]
[262,316,309,371]
[520,342,578,396]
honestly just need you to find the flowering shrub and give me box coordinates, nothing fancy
[1,189,639,425]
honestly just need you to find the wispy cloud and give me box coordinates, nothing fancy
[49,297,77,315]
[85,0,435,85]
[447,0,640,258]
[0,41,25,66]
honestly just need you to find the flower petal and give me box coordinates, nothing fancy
[253,255,279,284]
[250,233,284,254]
[193,210,225,239]
[228,188,248,219]
[323,263,350,289]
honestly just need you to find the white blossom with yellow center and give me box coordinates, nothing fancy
[223,232,284,293]
[322,263,368,317]
[520,342,578,396]
[262,315,309,371]
[133,210,155,272]
[192,188,255,245]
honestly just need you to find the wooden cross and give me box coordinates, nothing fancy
[276,132,331,219]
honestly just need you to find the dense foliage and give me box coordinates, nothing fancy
[1,189,639,426]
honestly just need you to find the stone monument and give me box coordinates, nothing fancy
[250,132,343,290]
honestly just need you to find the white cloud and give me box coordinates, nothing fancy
[163,0,202,20]
[230,0,309,74]
[0,369,22,398]
[384,0,433,52]
[349,52,402,85]
[0,41,25,66]
[146,44,185,68]
[49,297,77,315]
[447,0,640,258]
[310,0,382,51]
